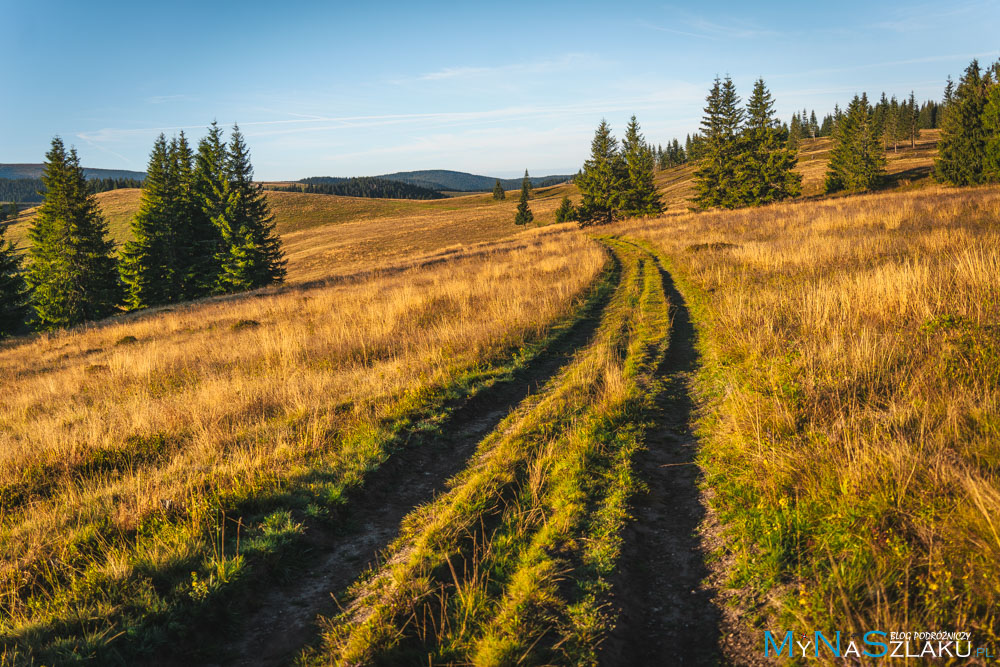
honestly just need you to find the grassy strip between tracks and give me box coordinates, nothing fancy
[307,237,673,666]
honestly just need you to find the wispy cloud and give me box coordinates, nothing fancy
[77,134,132,164]
[772,51,1000,80]
[410,53,602,83]
[641,8,779,41]
[144,94,191,105]
[870,0,992,32]
[639,21,712,40]
[77,86,705,146]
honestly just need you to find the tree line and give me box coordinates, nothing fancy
[0,176,142,205]
[824,57,1000,192]
[935,58,1000,185]
[0,123,285,337]
[492,61,998,229]
[686,77,802,209]
[573,115,662,225]
[271,177,446,200]
[0,202,20,223]
[786,96,939,148]
[655,139,689,169]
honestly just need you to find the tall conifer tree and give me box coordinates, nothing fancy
[554,195,576,223]
[825,94,885,192]
[514,170,533,226]
[576,120,625,226]
[935,60,991,185]
[492,179,506,201]
[120,134,180,308]
[0,223,28,336]
[26,138,120,329]
[621,115,663,216]
[171,131,215,300]
[738,78,801,205]
[694,76,745,209]
[192,122,228,293]
[984,77,1000,181]
[907,92,921,148]
[215,125,286,291]
[787,113,802,149]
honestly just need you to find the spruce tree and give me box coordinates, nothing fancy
[192,122,228,293]
[885,96,904,153]
[787,113,802,149]
[576,119,625,226]
[514,170,533,226]
[693,76,745,209]
[907,92,921,148]
[984,79,1000,181]
[171,131,216,300]
[935,60,991,185]
[738,78,801,205]
[554,195,576,223]
[820,114,834,137]
[943,76,956,106]
[0,223,28,337]
[873,93,890,150]
[825,94,885,193]
[215,124,286,291]
[492,179,506,201]
[120,134,180,309]
[26,138,120,329]
[621,115,663,217]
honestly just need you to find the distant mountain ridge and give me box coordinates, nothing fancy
[2,165,572,195]
[279,177,446,200]
[0,164,147,181]
[305,169,574,193]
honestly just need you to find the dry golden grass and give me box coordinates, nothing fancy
[3,184,573,255]
[617,183,1000,641]
[796,129,940,196]
[1,127,970,663]
[0,224,603,662]
[3,131,940,270]
[280,185,574,282]
[309,237,671,666]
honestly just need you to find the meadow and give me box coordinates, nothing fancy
[617,183,1000,651]
[2,131,998,664]
[0,222,603,663]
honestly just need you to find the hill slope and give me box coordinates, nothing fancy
[373,169,573,192]
[3,126,997,666]
[3,131,940,278]
[0,163,146,181]
[3,184,577,282]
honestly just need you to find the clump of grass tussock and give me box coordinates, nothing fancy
[308,238,672,666]
[0,229,604,663]
[618,185,1000,640]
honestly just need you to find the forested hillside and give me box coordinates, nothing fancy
[0,163,146,181]
[0,177,145,203]
[273,176,447,200]
[375,169,573,192]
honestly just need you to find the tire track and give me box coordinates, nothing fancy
[159,251,621,667]
[600,238,722,666]
[309,237,674,664]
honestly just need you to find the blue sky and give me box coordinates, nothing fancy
[2,0,997,180]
